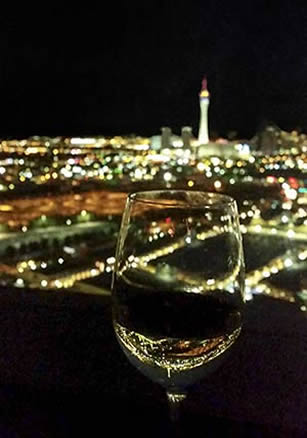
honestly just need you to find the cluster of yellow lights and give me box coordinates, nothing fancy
[242,204,306,302]
[6,222,306,307]
[243,222,307,241]
[245,247,307,303]
[253,282,296,304]
[0,134,304,196]
[260,153,307,171]
[121,242,306,304]
[15,258,105,289]
[49,262,104,289]
[0,135,305,308]
[0,137,150,156]
[118,215,306,305]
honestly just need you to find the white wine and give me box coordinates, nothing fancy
[113,278,243,390]
[115,322,241,389]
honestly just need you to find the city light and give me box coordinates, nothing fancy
[0,117,304,312]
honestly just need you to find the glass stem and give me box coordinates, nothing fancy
[167,391,187,426]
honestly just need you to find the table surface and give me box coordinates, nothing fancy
[0,287,306,437]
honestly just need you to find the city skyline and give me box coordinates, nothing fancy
[1,3,307,139]
[0,3,305,310]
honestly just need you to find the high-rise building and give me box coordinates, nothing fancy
[181,126,192,148]
[161,126,172,148]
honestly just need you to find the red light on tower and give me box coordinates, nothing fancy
[199,77,209,98]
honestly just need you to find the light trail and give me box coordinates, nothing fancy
[246,223,307,241]
[245,247,307,288]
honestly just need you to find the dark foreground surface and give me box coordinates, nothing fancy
[0,287,306,437]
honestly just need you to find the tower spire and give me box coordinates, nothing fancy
[198,76,210,144]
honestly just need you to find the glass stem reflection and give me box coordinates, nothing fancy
[167,391,187,426]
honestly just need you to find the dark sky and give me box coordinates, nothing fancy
[1,2,307,139]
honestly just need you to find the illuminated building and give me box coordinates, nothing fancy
[181,126,193,148]
[161,127,172,149]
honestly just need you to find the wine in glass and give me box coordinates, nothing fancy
[111,190,245,427]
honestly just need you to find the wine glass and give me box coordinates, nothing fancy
[111,190,245,430]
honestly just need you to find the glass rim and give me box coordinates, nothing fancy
[127,189,237,209]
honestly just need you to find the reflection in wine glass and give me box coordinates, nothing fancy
[112,190,245,430]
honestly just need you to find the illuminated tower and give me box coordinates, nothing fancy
[198,77,210,145]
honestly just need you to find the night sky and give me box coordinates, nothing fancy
[1,2,307,140]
